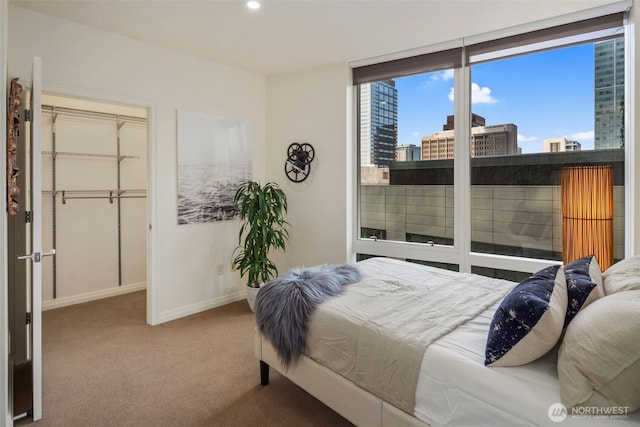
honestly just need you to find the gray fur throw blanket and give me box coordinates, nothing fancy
[255,263,363,367]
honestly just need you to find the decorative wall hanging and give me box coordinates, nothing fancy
[285,142,315,183]
[7,78,23,215]
[177,110,252,224]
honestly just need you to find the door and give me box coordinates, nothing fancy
[8,56,49,421]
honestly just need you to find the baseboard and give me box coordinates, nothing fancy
[42,282,147,311]
[157,291,246,324]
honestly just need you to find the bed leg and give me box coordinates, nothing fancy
[260,360,270,386]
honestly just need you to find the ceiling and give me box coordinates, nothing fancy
[9,0,614,76]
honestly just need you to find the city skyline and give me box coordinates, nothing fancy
[395,43,597,154]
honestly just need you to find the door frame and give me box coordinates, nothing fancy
[4,80,158,424]
[40,83,159,325]
[2,1,11,424]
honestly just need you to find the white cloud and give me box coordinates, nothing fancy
[568,131,594,141]
[518,134,538,142]
[412,131,421,137]
[431,69,454,81]
[448,82,497,104]
[471,83,496,104]
[421,70,454,89]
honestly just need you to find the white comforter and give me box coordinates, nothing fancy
[305,257,514,415]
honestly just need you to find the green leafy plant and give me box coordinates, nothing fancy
[232,181,290,288]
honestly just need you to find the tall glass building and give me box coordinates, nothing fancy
[359,80,398,166]
[594,38,625,149]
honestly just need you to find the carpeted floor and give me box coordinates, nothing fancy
[16,291,353,426]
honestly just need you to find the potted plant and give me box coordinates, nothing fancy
[232,180,290,311]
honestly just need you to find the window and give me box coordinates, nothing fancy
[470,38,625,265]
[353,10,631,274]
[358,70,455,245]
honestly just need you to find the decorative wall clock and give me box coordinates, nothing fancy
[285,142,315,183]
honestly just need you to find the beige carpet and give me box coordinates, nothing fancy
[17,291,353,426]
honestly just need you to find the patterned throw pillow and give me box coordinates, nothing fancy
[563,255,604,327]
[485,265,567,367]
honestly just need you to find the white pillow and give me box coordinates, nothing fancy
[485,265,567,367]
[558,290,640,412]
[602,254,640,295]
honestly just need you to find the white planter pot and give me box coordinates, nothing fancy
[246,285,260,312]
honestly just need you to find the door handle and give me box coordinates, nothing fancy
[17,249,56,263]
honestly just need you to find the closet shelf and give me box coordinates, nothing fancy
[42,105,147,126]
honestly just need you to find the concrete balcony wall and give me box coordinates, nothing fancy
[384,186,407,241]
[478,185,555,252]
[613,186,625,258]
[361,184,625,261]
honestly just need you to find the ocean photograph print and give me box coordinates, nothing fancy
[177,109,252,224]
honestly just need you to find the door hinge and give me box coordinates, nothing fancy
[26,312,32,325]
[25,211,32,223]
[24,109,31,122]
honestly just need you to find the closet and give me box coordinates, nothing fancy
[40,95,148,308]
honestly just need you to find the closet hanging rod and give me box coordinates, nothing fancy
[43,189,146,195]
[43,189,147,204]
[42,150,140,160]
[58,194,147,204]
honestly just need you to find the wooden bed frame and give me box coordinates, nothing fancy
[255,331,431,427]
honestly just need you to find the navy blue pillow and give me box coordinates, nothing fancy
[485,265,567,367]
[564,255,604,327]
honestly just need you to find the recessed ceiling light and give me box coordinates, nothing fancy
[247,1,261,10]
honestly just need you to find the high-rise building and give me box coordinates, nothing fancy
[594,38,625,149]
[359,80,398,167]
[396,144,421,161]
[471,124,518,157]
[543,137,582,152]
[421,115,518,160]
[443,113,485,130]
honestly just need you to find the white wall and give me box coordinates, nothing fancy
[266,63,351,271]
[7,5,266,324]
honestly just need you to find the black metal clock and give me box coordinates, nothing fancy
[285,142,315,183]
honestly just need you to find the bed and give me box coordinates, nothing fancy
[255,256,640,426]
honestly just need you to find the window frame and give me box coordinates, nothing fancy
[350,2,635,274]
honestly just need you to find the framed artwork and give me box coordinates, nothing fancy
[177,110,252,224]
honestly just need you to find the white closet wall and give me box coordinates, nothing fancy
[40,96,147,309]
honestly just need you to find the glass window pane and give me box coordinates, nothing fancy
[359,71,455,246]
[469,38,625,266]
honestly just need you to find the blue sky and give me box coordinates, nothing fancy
[395,44,595,153]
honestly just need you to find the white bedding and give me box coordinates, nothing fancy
[307,257,512,414]
[415,290,640,426]
[351,257,640,426]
